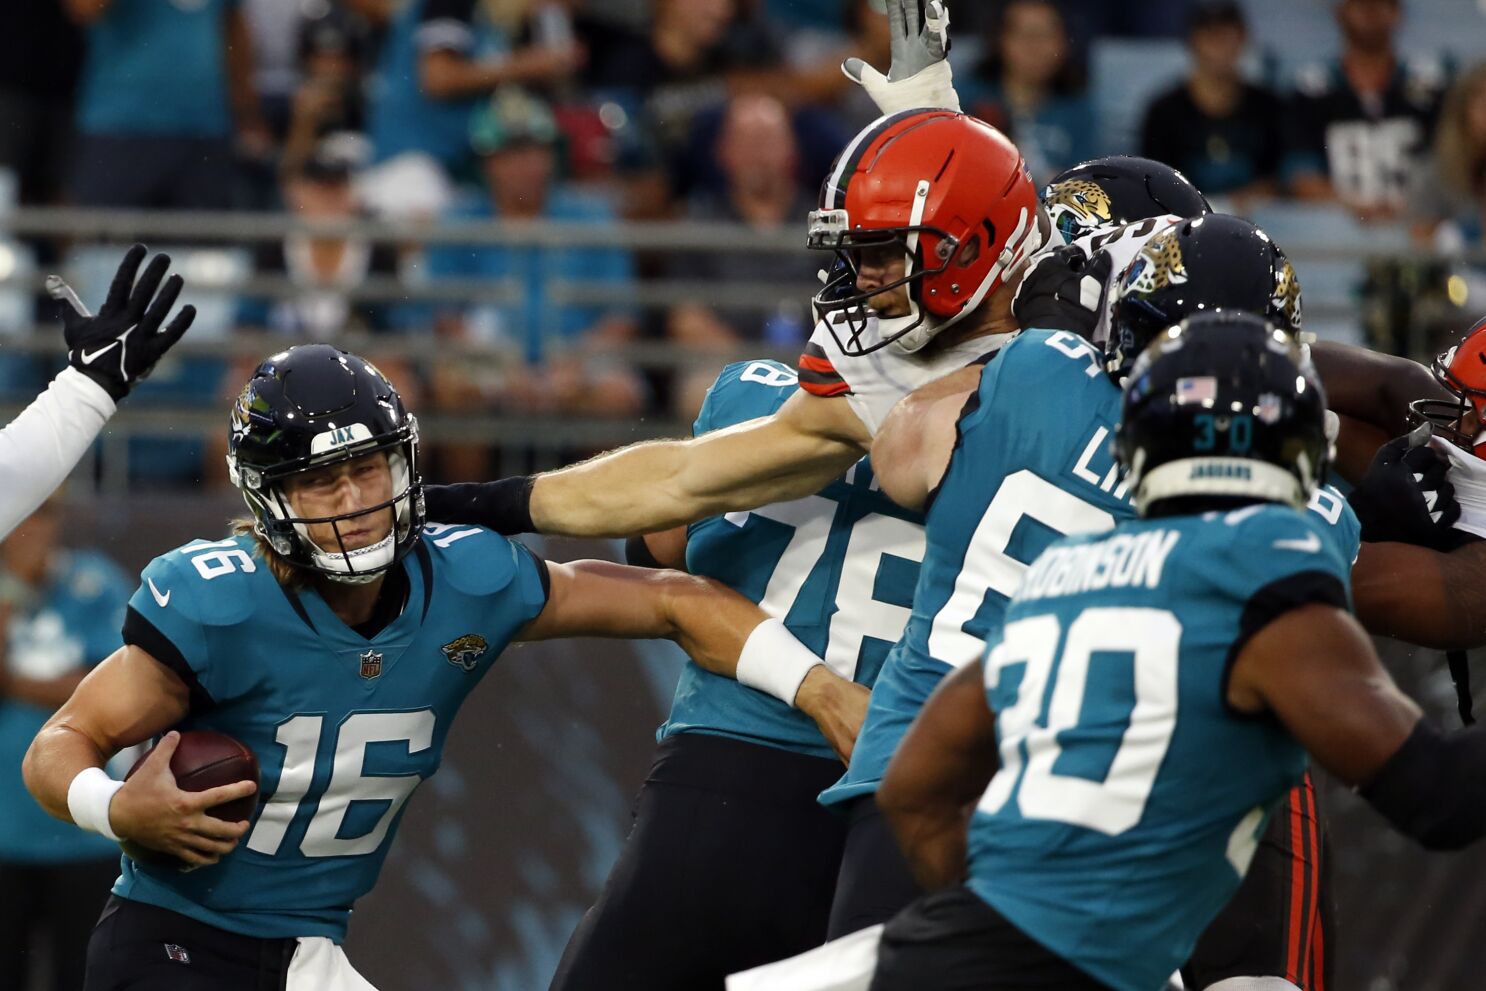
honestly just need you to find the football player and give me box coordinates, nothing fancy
[814,214,1369,943]
[550,358,925,990]
[1357,314,1486,649]
[870,313,1486,991]
[21,345,861,991]
[0,244,194,538]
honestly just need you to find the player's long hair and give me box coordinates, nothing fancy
[1434,62,1486,202]
[231,517,311,590]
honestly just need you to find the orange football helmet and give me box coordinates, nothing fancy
[1410,316,1486,457]
[807,109,1049,355]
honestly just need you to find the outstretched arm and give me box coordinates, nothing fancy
[877,660,999,890]
[872,365,983,513]
[517,560,870,762]
[429,390,869,537]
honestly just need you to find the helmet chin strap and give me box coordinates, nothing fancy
[309,531,397,585]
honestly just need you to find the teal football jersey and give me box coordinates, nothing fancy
[115,526,548,941]
[967,505,1351,991]
[823,329,1363,806]
[658,360,925,759]
[823,330,1135,805]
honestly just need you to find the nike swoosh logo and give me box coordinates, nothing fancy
[147,576,171,608]
[79,341,120,365]
[1273,532,1322,553]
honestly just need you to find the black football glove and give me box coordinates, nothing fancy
[53,243,196,402]
[1011,244,1112,338]
[1348,425,1461,549]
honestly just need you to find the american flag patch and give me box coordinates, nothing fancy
[1175,376,1217,405]
[164,943,191,964]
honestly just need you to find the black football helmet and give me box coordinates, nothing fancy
[227,344,423,583]
[1042,156,1211,245]
[1106,214,1301,381]
[1115,311,1328,516]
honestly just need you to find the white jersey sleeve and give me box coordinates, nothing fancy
[0,367,115,537]
[1069,214,1183,345]
[798,311,1011,436]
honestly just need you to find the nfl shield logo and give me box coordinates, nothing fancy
[359,649,383,680]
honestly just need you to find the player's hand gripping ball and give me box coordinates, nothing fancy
[118,730,260,871]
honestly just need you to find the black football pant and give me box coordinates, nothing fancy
[870,886,1116,991]
[84,896,297,991]
[0,857,119,991]
[549,733,847,991]
[1185,773,1334,990]
[826,795,923,939]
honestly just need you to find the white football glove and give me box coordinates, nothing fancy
[842,0,961,115]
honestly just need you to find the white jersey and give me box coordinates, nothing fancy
[798,310,1013,435]
[1068,214,1183,344]
[0,368,115,537]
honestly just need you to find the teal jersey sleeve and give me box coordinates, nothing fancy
[1305,484,1362,570]
[1205,504,1352,606]
[123,542,246,706]
[691,359,799,437]
[422,523,549,631]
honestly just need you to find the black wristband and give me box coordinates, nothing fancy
[1361,719,1486,850]
[422,476,536,535]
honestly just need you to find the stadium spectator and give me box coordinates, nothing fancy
[1411,62,1486,248]
[742,0,892,132]
[423,88,643,473]
[238,135,403,339]
[214,134,419,487]
[281,9,373,187]
[64,0,269,211]
[0,3,82,207]
[1283,0,1448,221]
[0,498,131,991]
[960,0,1096,185]
[365,0,582,195]
[580,0,738,204]
[1140,2,1284,205]
[665,93,818,417]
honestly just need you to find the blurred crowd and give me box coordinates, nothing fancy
[0,0,1484,487]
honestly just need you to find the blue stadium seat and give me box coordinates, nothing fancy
[1088,39,1190,155]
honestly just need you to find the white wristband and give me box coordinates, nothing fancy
[67,766,124,841]
[736,618,823,707]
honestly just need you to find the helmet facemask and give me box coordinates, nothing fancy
[808,194,1047,356]
[230,422,423,585]
[1408,344,1486,459]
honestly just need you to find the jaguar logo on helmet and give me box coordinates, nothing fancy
[1045,179,1113,243]
[1271,258,1303,331]
[1123,230,1189,298]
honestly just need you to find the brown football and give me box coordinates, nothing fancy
[119,730,260,869]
